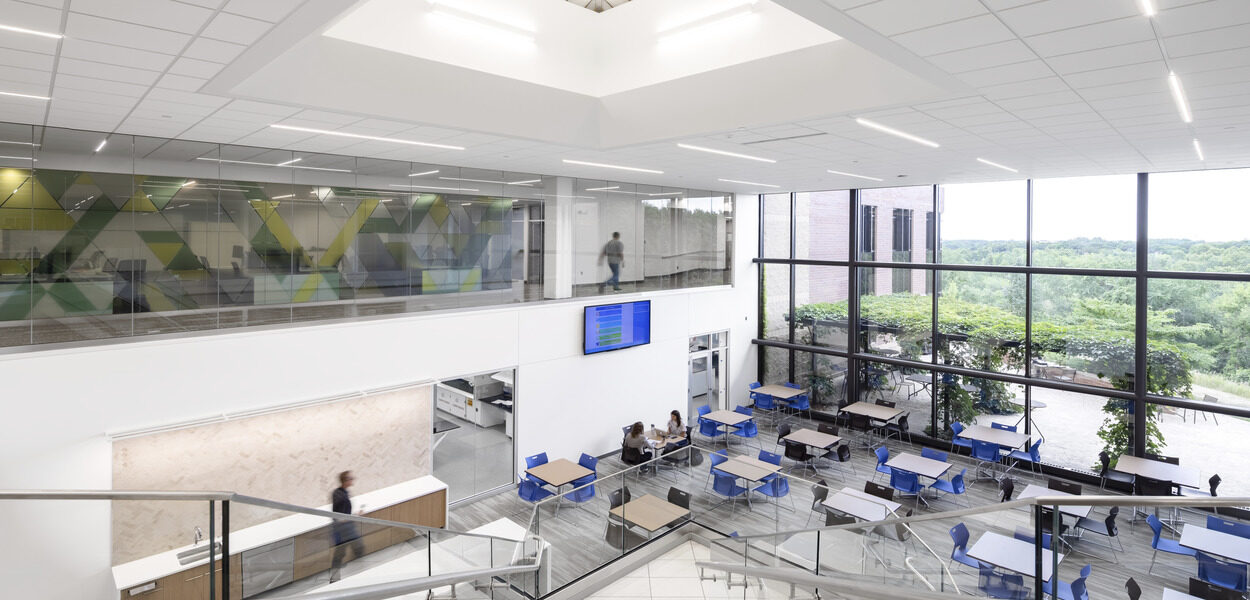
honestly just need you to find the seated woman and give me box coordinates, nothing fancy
[621,422,654,466]
[666,410,690,447]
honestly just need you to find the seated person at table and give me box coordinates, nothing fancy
[667,410,687,438]
[622,422,654,462]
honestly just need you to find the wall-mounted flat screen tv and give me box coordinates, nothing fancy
[584,300,651,355]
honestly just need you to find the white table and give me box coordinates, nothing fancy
[753,384,806,400]
[839,402,903,447]
[885,452,951,480]
[716,456,781,509]
[1180,524,1250,564]
[703,410,753,446]
[1115,455,1202,489]
[958,425,1030,450]
[823,487,901,522]
[1018,484,1092,519]
[1163,589,1205,600]
[781,428,841,451]
[967,531,1064,582]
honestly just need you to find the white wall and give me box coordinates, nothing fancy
[0,194,757,600]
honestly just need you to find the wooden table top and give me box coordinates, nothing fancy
[782,428,841,449]
[525,458,593,488]
[885,452,952,480]
[609,494,690,532]
[839,401,903,421]
[1180,524,1250,564]
[703,410,753,426]
[823,487,901,522]
[1017,484,1092,519]
[967,531,1064,581]
[1115,455,1202,489]
[718,456,781,482]
[957,424,1030,449]
[754,385,806,399]
[646,428,685,448]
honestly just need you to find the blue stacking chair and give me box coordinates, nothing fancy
[699,417,726,442]
[524,452,549,485]
[921,447,949,462]
[889,469,926,508]
[731,419,761,448]
[788,393,811,420]
[972,440,1002,481]
[1044,564,1092,600]
[1007,439,1043,478]
[992,422,1018,432]
[1147,514,1196,574]
[950,422,972,454]
[979,565,1027,600]
[697,404,712,421]
[566,479,596,505]
[949,523,982,571]
[874,446,891,482]
[758,450,782,482]
[784,382,801,389]
[573,453,598,487]
[753,475,794,510]
[1208,515,1250,539]
[518,476,554,504]
[705,449,730,490]
[712,473,750,513]
[930,468,969,508]
[1197,552,1248,592]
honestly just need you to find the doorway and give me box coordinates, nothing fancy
[432,368,516,503]
[689,331,729,419]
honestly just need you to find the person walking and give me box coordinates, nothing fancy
[598,232,625,293]
[329,470,365,583]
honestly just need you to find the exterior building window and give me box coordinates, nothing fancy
[892,208,912,292]
[925,211,935,293]
[859,205,876,296]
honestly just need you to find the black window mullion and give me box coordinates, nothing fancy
[788,192,797,382]
[1134,172,1149,456]
[1024,178,1034,438]
[848,189,860,405]
[756,194,765,382]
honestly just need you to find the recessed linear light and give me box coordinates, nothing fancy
[0,140,38,147]
[269,124,465,151]
[438,176,536,186]
[646,192,683,196]
[0,155,35,161]
[408,169,439,177]
[94,139,106,153]
[181,180,196,187]
[676,143,775,163]
[0,90,50,101]
[0,23,63,39]
[563,159,663,174]
[855,118,940,148]
[718,178,779,189]
[1194,139,1205,161]
[976,158,1018,173]
[1168,72,1193,123]
[826,169,883,182]
[194,157,352,173]
[585,186,620,191]
[389,184,480,192]
[276,157,302,166]
[271,194,295,200]
[509,179,541,185]
[1139,0,1156,17]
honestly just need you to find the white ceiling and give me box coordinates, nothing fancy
[0,0,1248,194]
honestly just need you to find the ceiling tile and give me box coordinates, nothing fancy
[59,38,177,72]
[1024,16,1155,57]
[201,12,272,46]
[168,56,225,79]
[55,57,162,86]
[63,12,192,55]
[222,0,303,22]
[1045,40,1163,75]
[996,0,1141,37]
[1171,46,1250,75]
[847,0,987,36]
[0,0,63,32]
[68,0,214,34]
[54,73,150,98]
[1063,61,1167,88]
[891,15,1016,56]
[0,64,51,87]
[958,59,1055,87]
[182,37,246,64]
[1155,0,1250,36]
[0,46,54,71]
[154,73,208,92]
[926,40,1037,73]
[979,76,1071,100]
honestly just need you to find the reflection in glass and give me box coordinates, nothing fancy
[1031,274,1135,387]
[761,264,790,343]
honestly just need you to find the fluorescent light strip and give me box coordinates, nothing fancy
[389,184,480,192]
[676,143,775,163]
[194,157,352,173]
[0,140,38,146]
[1193,139,1205,161]
[271,194,295,200]
[181,180,196,187]
[1139,0,1156,17]
[408,169,439,177]
[509,179,541,185]
[976,158,1018,173]
[646,192,683,196]
[1168,72,1193,123]
[94,139,106,153]
[0,90,50,101]
[0,155,35,161]
[855,118,941,148]
[0,23,63,39]
[563,159,663,174]
[826,169,883,182]
[585,186,619,191]
[718,178,779,188]
[269,124,465,151]
[439,176,534,186]
[276,158,302,166]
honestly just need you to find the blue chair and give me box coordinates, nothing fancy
[889,469,927,508]
[784,382,801,389]
[524,452,549,485]
[1147,514,1196,574]
[874,446,891,482]
[699,417,726,441]
[1197,551,1248,592]
[972,440,1002,481]
[573,453,598,487]
[1044,564,1092,600]
[978,565,1027,600]
[712,473,750,513]
[731,419,761,448]
[991,422,1018,432]
[949,523,982,571]
[950,422,972,454]
[758,450,782,482]
[706,449,730,490]
[748,381,762,392]
[697,404,712,420]
[921,447,949,462]
[518,476,554,503]
[753,475,794,510]
[1208,515,1250,539]
[930,468,969,508]
[567,480,596,504]
[788,393,811,420]
[1007,439,1043,478]
[1013,529,1053,549]
[734,405,753,417]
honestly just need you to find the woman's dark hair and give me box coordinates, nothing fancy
[630,422,644,437]
[671,410,682,428]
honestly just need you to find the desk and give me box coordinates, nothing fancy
[610,494,690,533]
[1115,455,1202,489]
[1017,484,1092,519]
[885,452,951,481]
[958,425,1030,450]
[967,531,1064,582]
[781,428,841,451]
[703,410,753,447]
[1181,524,1250,564]
[823,487,901,522]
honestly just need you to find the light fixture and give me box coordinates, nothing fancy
[1193,139,1205,161]
[426,0,536,45]
[976,158,1018,173]
[718,178,779,188]
[1139,0,1156,17]
[194,157,352,173]
[855,118,941,148]
[461,202,473,206]
[438,176,536,186]
[389,184,480,192]
[269,124,465,150]
[657,0,756,36]
[826,169,883,182]
[509,178,541,185]
[562,159,663,174]
[0,23,63,39]
[408,169,439,177]
[646,191,683,196]
[1168,72,1193,123]
[276,157,302,166]
[0,140,38,146]
[94,139,107,153]
[585,186,620,191]
[181,180,196,187]
[271,194,295,200]
[0,155,35,161]
[0,90,51,101]
[676,143,775,163]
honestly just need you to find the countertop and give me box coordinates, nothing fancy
[112,475,448,591]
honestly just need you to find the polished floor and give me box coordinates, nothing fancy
[433,409,514,504]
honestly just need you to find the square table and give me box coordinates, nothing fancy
[1180,524,1250,564]
[781,428,841,451]
[753,384,806,400]
[823,486,901,522]
[885,452,951,481]
[1017,484,1092,519]
[967,531,1064,582]
[1114,455,1203,489]
[703,410,753,447]
[610,494,690,533]
[957,425,1030,450]
[526,458,594,515]
[839,402,903,448]
[647,428,685,450]
[716,456,781,509]
[1163,590,1204,600]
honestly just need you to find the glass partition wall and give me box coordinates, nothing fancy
[756,170,1250,494]
[0,123,732,349]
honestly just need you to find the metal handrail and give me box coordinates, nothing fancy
[264,564,539,600]
[695,562,967,600]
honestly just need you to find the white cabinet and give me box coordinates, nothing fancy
[435,384,470,420]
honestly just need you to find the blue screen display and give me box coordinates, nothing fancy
[584,300,651,355]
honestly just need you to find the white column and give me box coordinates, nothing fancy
[542,177,575,299]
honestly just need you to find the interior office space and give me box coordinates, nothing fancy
[3,1,1250,599]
